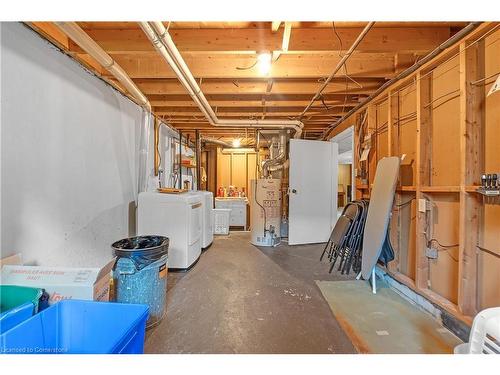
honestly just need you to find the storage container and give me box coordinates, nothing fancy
[0,300,149,354]
[0,285,45,334]
[214,208,231,235]
[111,235,169,328]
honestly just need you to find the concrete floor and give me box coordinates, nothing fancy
[145,231,356,354]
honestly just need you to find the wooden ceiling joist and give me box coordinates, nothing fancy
[71,27,452,54]
[31,21,469,139]
[133,78,385,95]
[107,52,408,79]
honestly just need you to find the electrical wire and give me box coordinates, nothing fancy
[236,60,258,71]
[477,246,500,259]
[427,237,459,249]
[332,22,352,117]
[395,197,415,207]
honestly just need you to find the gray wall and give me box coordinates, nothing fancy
[1,23,147,267]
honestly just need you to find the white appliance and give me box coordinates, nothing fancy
[215,197,248,229]
[250,179,282,247]
[138,191,202,270]
[196,190,214,249]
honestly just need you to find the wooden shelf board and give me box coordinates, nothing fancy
[397,186,416,192]
[465,185,480,193]
[420,186,460,192]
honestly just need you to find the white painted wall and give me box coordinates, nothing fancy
[1,23,152,267]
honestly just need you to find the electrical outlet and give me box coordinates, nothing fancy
[418,199,427,213]
[425,247,438,259]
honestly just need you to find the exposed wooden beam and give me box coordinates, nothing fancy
[133,78,384,95]
[153,105,351,114]
[77,22,468,30]
[108,53,404,79]
[150,100,360,108]
[71,27,452,54]
[458,40,484,316]
[146,92,364,104]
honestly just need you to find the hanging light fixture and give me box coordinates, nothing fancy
[232,138,241,148]
[257,51,272,76]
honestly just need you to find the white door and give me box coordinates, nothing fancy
[288,139,338,245]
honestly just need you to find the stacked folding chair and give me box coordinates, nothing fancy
[320,199,369,274]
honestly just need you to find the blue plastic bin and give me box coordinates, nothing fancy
[0,300,149,354]
[0,285,45,334]
[0,302,35,335]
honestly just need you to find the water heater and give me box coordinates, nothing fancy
[250,178,282,247]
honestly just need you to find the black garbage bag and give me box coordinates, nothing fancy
[378,228,395,266]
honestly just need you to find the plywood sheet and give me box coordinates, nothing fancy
[378,131,389,160]
[428,194,460,304]
[431,56,460,186]
[395,193,416,280]
[231,153,247,189]
[376,101,389,160]
[216,149,231,189]
[478,251,500,309]
[484,29,500,172]
[398,84,417,186]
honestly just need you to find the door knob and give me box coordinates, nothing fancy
[291,189,297,194]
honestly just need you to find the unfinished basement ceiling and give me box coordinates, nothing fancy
[30,21,468,141]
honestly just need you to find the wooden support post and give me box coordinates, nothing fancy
[387,91,399,157]
[387,91,400,273]
[353,113,363,200]
[367,104,377,194]
[458,40,484,316]
[415,71,433,290]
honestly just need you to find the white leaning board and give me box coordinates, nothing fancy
[288,139,338,245]
[361,156,401,279]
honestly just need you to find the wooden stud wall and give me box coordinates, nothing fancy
[338,23,500,324]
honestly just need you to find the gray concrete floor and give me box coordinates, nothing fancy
[145,231,356,354]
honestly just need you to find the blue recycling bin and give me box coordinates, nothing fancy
[0,300,149,354]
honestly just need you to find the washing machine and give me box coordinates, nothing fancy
[138,191,202,270]
[196,191,214,249]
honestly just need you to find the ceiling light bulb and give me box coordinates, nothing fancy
[232,138,241,148]
[257,52,272,76]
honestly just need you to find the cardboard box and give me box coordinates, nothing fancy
[1,260,115,305]
[0,253,23,268]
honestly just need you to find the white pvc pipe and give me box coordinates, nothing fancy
[140,22,304,138]
[55,22,151,111]
[55,22,153,198]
